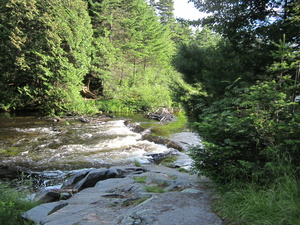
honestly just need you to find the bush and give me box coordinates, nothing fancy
[190,79,300,184]
[0,184,37,225]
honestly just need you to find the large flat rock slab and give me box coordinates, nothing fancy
[116,191,221,225]
[24,165,222,225]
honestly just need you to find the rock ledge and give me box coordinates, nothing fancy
[23,165,222,225]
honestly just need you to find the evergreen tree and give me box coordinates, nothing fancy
[190,0,299,45]
[87,0,175,111]
[0,0,94,114]
[156,0,175,25]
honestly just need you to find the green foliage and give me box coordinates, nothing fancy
[145,185,165,193]
[133,160,142,167]
[190,0,299,46]
[133,176,147,183]
[213,173,300,225]
[150,111,187,137]
[122,196,149,207]
[0,0,93,115]
[0,147,20,156]
[0,0,178,115]
[0,184,37,225]
[190,78,300,184]
[160,155,178,167]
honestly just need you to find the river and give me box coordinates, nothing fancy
[0,112,201,187]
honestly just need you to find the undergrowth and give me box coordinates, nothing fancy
[0,184,38,225]
[212,174,300,225]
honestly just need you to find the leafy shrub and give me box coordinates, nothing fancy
[190,79,300,184]
[0,184,37,225]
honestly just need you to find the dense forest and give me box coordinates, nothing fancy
[1,0,300,224]
[0,0,192,115]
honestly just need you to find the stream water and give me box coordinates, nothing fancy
[0,112,201,187]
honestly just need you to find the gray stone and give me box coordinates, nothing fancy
[33,189,61,203]
[24,165,222,225]
[22,201,68,224]
[61,170,90,189]
[73,168,108,191]
[117,192,222,225]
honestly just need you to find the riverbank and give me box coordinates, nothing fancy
[23,164,222,225]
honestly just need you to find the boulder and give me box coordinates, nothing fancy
[73,168,108,191]
[61,170,90,189]
[33,189,65,203]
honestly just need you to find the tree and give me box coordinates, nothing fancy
[0,0,94,114]
[190,78,300,184]
[190,0,299,45]
[156,0,175,25]
[87,0,175,111]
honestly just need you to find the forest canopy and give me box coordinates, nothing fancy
[0,0,191,115]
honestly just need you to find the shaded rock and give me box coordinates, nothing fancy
[105,168,124,178]
[96,116,112,122]
[33,189,62,203]
[73,168,108,191]
[0,165,20,178]
[61,170,90,189]
[80,117,90,123]
[124,121,149,134]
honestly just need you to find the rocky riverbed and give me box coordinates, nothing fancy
[23,165,222,225]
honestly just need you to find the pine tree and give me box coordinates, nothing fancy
[156,0,175,25]
[0,0,94,114]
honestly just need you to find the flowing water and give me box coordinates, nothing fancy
[0,112,201,186]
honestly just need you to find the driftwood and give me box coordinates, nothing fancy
[147,108,174,123]
[81,86,98,99]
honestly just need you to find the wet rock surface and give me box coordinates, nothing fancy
[23,165,222,225]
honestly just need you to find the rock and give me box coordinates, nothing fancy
[80,117,90,123]
[22,201,68,224]
[24,165,222,225]
[73,168,109,191]
[142,135,183,151]
[146,152,174,163]
[0,165,20,178]
[61,170,90,189]
[117,192,221,225]
[33,189,62,203]
[147,107,175,122]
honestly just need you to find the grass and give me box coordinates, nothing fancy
[212,174,300,225]
[145,185,165,193]
[133,176,147,183]
[160,155,178,167]
[122,197,149,207]
[0,184,38,225]
[133,160,142,167]
[177,167,189,173]
[150,112,187,137]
